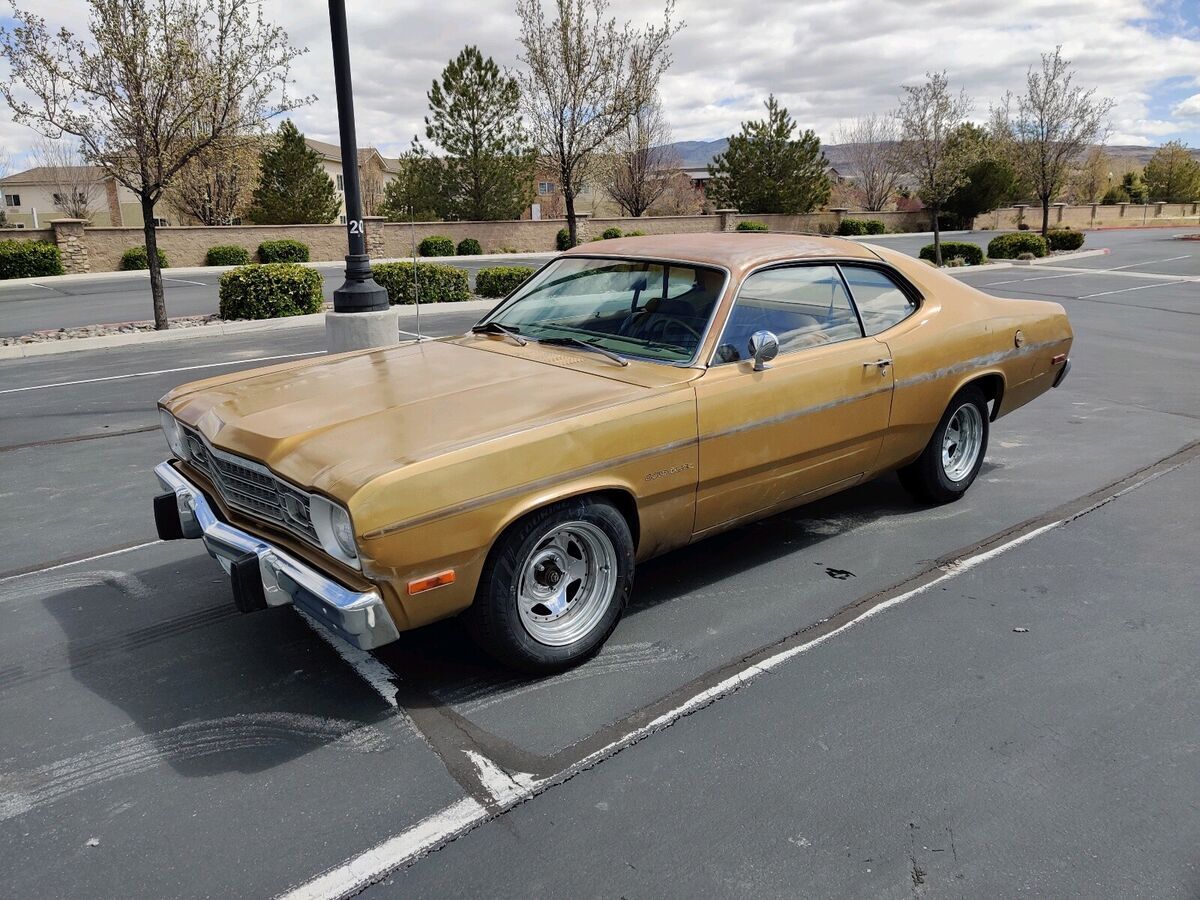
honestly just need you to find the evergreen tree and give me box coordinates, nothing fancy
[1143,141,1200,203]
[426,46,533,221]
[248,120,341,224]
[708,95,830,215]
[944,124,1016,228]
[378,140,448,222]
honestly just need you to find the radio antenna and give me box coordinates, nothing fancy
[410,211,422,342]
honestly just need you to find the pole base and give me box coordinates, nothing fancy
[326,307,400,354]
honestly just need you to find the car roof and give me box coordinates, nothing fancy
[561,231,881,276]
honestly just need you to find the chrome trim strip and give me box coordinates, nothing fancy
[155,462,399,650]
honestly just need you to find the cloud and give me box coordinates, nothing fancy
[2,0,1199,160]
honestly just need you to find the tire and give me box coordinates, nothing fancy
[466,496,635,673]
[897,385,989,504]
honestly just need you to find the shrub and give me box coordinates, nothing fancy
[0,239,63,279]
[735,220,768,232]
[1046,228,1085,252]
[120,245,169,270]
[626,230,646,236]
[419,235,455,257]
[988,232,1048,259]
[556,227,577,251]
[218,264,323,320]
[372,261,470,304]
[601,226,622,240]
[257,239,309,263]
[205,245,250,266]
[937,211,962,231]
[476,265,535,298]
[1017,252,1037,261]
[918,241,984,266]
[836,217,884,236]
[456,237,482,256]
[1017,222,1031,231]
[945,257,966,267]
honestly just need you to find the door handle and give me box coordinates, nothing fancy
[863,358,892,372]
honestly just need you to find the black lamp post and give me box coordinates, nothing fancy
[327,0,388,315]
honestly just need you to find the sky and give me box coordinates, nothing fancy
[2,0,1199,169]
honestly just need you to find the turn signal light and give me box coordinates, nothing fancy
[1052,353,1067,365]
[408,570,456,595]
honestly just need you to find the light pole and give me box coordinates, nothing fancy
[325,0,396,353]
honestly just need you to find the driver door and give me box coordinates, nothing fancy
[693,264,894,535]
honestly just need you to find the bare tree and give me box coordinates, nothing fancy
[600,96,675,217]
[516,0,681,244]
[360,165,384,217]
[165,135,260,225]
[1067,145,1110,204]
[896,71,972,265]
[835,114,904,211]
[1,0,308,328]
[991,47,1113,236]
[31,138,104,220]
[649,171,703,216]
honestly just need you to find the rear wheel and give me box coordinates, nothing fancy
[466,497,634,673]
[898,385,989,504]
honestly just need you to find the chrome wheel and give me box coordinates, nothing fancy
[941,402,984,482]
[516,521,617,647]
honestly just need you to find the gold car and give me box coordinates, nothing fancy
[154,233,1072,671]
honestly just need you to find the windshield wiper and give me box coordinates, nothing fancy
[538,336,628,367]
[471,321,526,346]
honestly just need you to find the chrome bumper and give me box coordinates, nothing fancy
[154,461,400,650]
[1052,357,1071,388]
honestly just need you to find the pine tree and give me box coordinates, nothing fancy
[426,46,533,221]
[378,140,448,222]
[707,95,831,215]
[1143,141,1200,203]
[248,120,341,225]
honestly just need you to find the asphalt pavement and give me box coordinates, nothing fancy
[0,228,1198,898]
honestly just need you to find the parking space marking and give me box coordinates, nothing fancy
[1079,281,1181,299]
[1107,255,1190,271]
[144,274,210,286]
[0,351,323,395]
[296,611,401,711]
[282,441,1198,900]
[0,541,164,584]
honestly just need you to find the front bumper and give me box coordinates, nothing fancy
[154,461,400,650]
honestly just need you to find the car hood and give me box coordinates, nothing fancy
[162,337,698,498]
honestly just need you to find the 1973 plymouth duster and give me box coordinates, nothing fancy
[153,233,1072,671]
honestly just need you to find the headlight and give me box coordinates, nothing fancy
[160,410,189,460]
[310,495,358,566]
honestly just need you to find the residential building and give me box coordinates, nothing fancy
[302,139,401,223]
[0,166,149,228]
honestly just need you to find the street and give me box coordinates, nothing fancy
[1,229,1198,898]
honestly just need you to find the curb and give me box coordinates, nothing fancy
[854,229,972,241]
[0,299,496,360]
[1011,248,1111,266]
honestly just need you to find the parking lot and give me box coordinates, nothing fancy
[1,229,1198,898]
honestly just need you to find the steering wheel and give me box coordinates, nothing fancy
[635,314,702,342]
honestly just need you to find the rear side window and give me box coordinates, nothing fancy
[840,265,917,336]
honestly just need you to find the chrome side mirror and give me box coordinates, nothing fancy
[748,330,779,371]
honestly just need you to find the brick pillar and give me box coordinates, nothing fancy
[363,216,386,259]
[573,212,592,243]
[1014,204,1028,228]
[51,219,90,274]
[104,178,123,227]
[1117,202,1128,218]
[715,208,738,232]
[1052,202,1066,224]
[1154,202,1164,218]
[829,207,849,227]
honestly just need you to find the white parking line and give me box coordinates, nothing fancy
[0,541,164,584]
[1079,281,1180,299]
[1106,255,1190,271]
[0,351,323,395]
[144,274,210,286]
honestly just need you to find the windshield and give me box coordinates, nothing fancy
[483,257,726,364]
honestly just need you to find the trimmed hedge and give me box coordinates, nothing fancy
[218,264,324,320]
[372,261,470,304]
[205,244,251,266]
[476,265,535,298]
[837,218,885,236]
[120,245,169,270]
[257,239,309,263]
[419,235,455,257]
[556,227,577,251]
[735,220,768,232]
[601,226,622,240]
[1047,228,1085,251]
[456,238,482,256]
[988,232,1048,259]
[919,241,984,266]
[0,239,63,279]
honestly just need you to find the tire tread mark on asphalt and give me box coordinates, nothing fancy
[0,713,393,822]
[0,424,158,453]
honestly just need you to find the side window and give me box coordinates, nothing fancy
[840,265,917,336]
[716,265,863,364]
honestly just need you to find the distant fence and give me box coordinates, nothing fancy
[2,203,1197,274]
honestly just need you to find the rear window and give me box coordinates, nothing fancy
[840,265,917,335]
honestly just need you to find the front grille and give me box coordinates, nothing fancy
[183,428,319,545]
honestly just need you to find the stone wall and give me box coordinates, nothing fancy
[81,223,352,271]
[984,202,1200,230]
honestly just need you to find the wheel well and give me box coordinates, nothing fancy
[966,373,1005,421]
[593,488,641,551]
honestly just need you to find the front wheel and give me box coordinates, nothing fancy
[466,497,634,673]
[898,385,989,504]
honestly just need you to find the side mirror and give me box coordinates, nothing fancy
[747,330,779,371]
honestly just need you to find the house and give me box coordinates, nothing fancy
[0,166,148,228]
[302,139,401,222]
